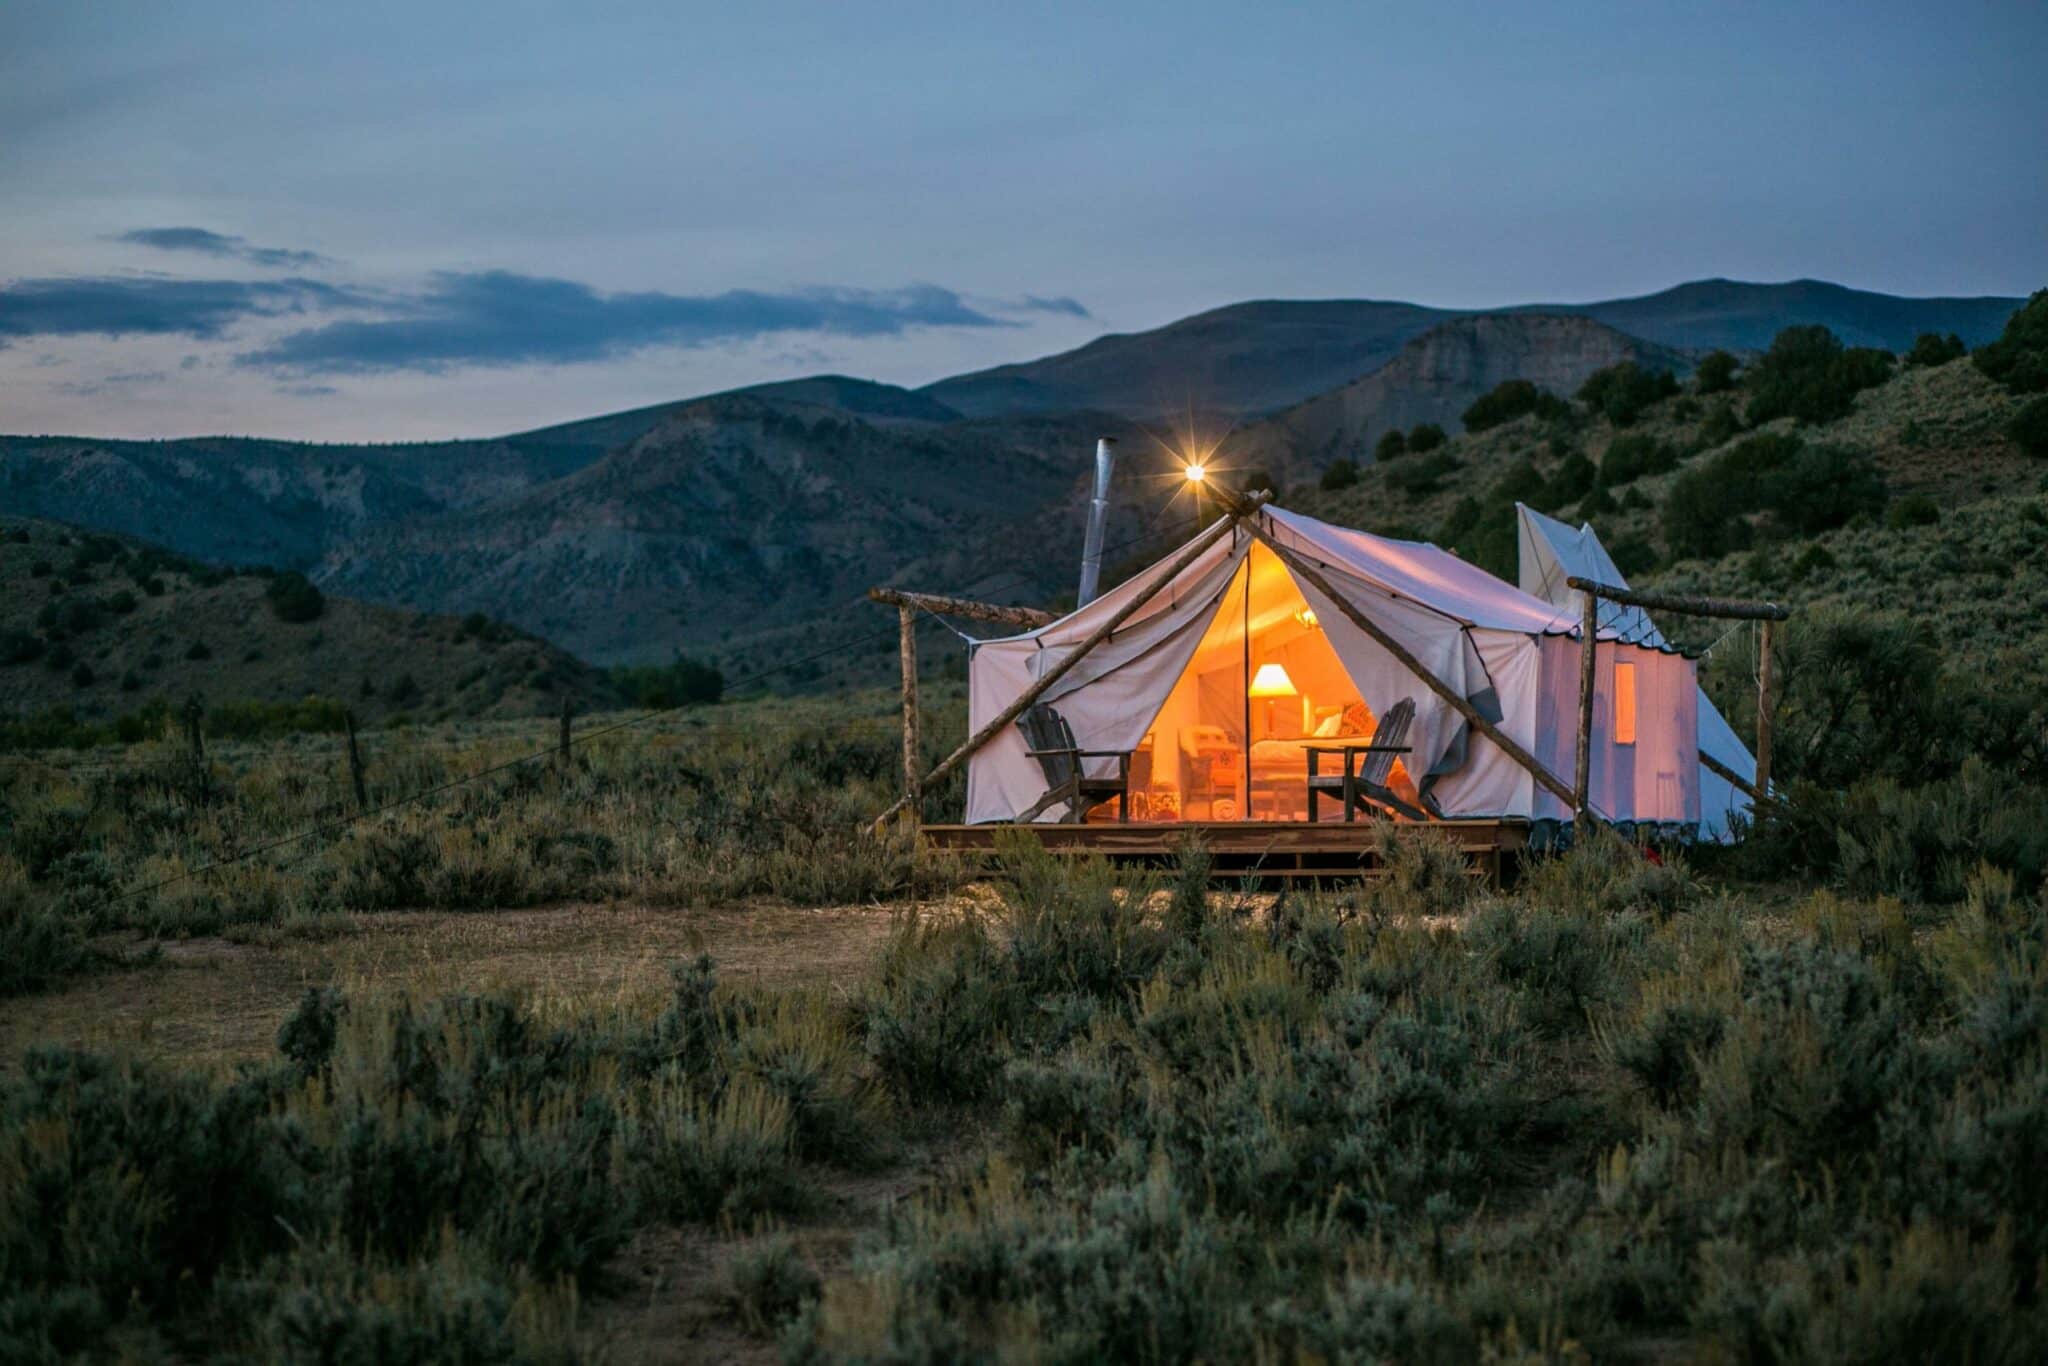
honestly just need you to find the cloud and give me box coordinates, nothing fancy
[0,274,369,343]
[1007,294,1091,319]
[241,271,1021,375]
[53,369,169,396]
[275,383,339,397]
[117,226,334,269]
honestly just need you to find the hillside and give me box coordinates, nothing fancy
[1284,353,2044,670]
[0,517,617,727]
[315,394,1143,665]
[1232,314,1696,483]
[1524,277,2026,354]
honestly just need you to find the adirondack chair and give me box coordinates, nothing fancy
[1304,697,1429,822]
[1015,704,1133,823]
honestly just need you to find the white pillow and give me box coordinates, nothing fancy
[1313,712,1343,738]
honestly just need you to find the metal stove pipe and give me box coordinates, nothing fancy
[1076,437,1118,607]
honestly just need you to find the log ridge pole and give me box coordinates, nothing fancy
[898,605,921,830]
[1242,519,1584,814]
[870,498,1264,831]
[866,587,1055,630]
[1563,577,1789,622]
[1575,588,1598,820]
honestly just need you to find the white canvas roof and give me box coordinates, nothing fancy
[1515,503,1756,840]
[964,503,1700,828]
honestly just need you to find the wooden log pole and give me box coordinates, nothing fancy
[1755,618,1776,796]
[898,605,921,828]
[1564,576,1789,622]
[866,587,1056,630]
[1700,748,1763,803]
[1245,523,1585,814]
[1575,588,1598,819]
[870,498,1264,831]
[344,709,369,811]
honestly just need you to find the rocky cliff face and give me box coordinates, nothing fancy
[1232,314,1696,481]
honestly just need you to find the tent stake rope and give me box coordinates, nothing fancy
[869,497,1266,833]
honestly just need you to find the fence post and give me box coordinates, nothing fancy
[558,696,573,768]
[1574,588,1597,820]
[182,694,206,763]
[898,605,921,830]
[344,709,369,810]
[1755,618,1776,797]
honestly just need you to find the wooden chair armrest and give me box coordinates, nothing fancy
[1022,746,1081,759]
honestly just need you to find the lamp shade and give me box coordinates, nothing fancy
[1247,663,1298,698]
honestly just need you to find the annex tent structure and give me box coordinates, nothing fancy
[964,503,1700,829]
[1515,504,1754,840]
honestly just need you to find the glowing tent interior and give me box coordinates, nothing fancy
[956,504,1702,830]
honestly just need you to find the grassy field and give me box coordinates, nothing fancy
[1,671,2045,1361]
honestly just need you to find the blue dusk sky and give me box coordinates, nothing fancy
[1,0,2042,440]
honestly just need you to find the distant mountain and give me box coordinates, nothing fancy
[1233,315,1697,481]
[917,280,2022,420]
[1523,278,2025,355]
[921,300,1452,421]
[316,394,1136,664]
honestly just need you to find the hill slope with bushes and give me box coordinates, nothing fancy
[0,517,618,740]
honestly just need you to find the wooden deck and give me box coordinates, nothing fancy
[920,818,1529,883]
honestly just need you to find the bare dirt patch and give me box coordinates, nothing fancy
[0,898,947,1074]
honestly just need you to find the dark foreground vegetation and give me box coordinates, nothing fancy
[3,827,2045,1361]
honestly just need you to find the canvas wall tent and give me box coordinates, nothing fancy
[965,504,1701,828]
[1515,504,1756,841]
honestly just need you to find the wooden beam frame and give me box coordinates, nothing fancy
[866,587,1055,630]
[1563,577,1789,622]
[1566,574,1786,805]
[870,498,1265,831]
[1700,748,1763,802]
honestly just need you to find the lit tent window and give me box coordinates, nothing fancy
[1614,661,1637,745]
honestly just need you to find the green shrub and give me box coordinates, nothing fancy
[1598,433,1678,487]
[1887,493,1941,529]
[1461,379,1568,433]
[1374,428,1408,461]
[1694,349,1740,394]
[1973,288,2048,394]
[1578,362,1680,427]
[1744,325,1895,425]
[1319,458,1360,490]
[1383,451,1459,498]
[2009,395,2048,457]
[1406,422,1446,453]
[727,1234,821,1336]
[612,655,724,708]
[1905,331,1967,367]
[1661,433,1885,559]
[264,571,325,623]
